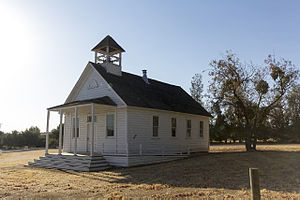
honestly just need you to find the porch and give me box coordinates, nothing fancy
[45,96,124,157]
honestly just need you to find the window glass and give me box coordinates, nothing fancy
[200,121,204,137]
[186,119,191,137]
[106,114,114,136]
[171,118,176,137]
[72,117,79,138]
[153,116,159,137]
[87,116,97,122]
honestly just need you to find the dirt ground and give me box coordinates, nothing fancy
[0,144,300,199]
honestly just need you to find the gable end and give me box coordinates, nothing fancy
[65,62,126,106]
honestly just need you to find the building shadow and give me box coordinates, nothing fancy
[60,150,300,194]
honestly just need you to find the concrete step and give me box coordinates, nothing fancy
[30,154,110,172]
[45,154,104,160]
[29,162,111,172]
[34,159,109,167]
[41,156,107,163]
[37,158,109,167]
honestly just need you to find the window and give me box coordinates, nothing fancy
[72,117,79,138]
[153,116,159,137]
[106,114,114,136]
[186,120,191,137]
[87,115,97,123]
[200,121,204,137]
[171,118,176,137]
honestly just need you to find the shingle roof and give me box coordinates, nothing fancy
[91,35,125,53]
[90,62,211,117]
[48,96,116,110]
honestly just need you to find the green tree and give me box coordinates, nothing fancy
[49,125,64,148]
[286,86,300,124]
[22,126,43,147]
[208,51,298,151]
[285,86,300,142]
[0,131,4,148]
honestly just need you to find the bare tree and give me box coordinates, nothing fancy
[209,51,298,151]
[190,73,204,106]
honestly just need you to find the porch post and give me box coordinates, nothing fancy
[106,46,110,62]
[90,104,95,156]
[74,107,78,155]
[58,109,63,155]
[45,110,50,155]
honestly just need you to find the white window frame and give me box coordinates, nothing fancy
[105,113,115,137]
[87,115,97,123]
[72,117,80,138]
[171,117,176,137]
[186,119,192,138]
[152,116,159,138]
[200,121,204,137]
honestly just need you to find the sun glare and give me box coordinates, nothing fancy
[0,2,37,132]
[0,2,34,82]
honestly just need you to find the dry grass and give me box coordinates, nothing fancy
[0,144,300,199]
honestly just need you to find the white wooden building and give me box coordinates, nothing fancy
[29,35,211,171]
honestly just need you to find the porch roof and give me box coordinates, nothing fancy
[48,96,116,110]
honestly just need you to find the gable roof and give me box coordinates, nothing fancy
[90,62,211,117]
[91,35,125,54]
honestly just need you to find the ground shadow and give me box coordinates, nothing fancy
[61,150,300,194]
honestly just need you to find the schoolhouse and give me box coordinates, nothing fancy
[29,35,211,171]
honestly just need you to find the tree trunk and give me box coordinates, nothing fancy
[246,136,257,151]
[252,136,257,150]
[245,127,258,151]
[245,136,251,151]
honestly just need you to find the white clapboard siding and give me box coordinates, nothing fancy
[103,156,128,167]
[63,114,72,152]
[63,105,209,167]
[127,107,210,155]
[115,107,127,154]
[128,156,186,167]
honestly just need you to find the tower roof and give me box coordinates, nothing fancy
[91,35,125,55]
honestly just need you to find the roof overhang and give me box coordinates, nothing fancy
[48,96,116,111]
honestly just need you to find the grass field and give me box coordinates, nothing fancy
[0,144,300,199]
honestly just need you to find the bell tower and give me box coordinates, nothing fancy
[91,35,125,76]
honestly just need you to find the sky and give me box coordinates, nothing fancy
[0,0,300,132]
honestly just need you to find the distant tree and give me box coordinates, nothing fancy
[49,125,64,148]
[0,127,45,149]
[285,86,300,142]
[209,51,298,151]
[190,73,204,106]
[22,126,43,147]
[3,130,20,148]
[0,131,4,148]
[286,86,300,124]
